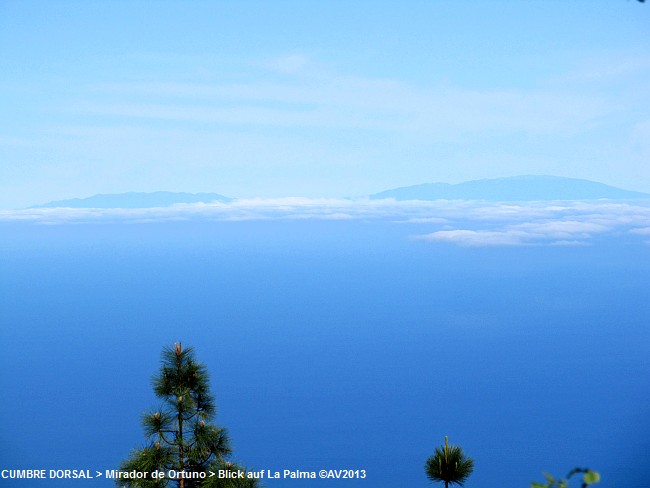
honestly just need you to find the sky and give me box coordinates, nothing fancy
[1,1,649,209]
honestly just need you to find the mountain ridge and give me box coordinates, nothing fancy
[31,191,232,209]
[369,175,650,201]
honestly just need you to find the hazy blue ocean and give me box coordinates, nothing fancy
[1,220,649,487]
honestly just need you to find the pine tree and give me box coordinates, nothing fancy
[425,436,474,488]
[119,343,258,488]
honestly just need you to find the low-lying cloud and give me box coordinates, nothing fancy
[419,220,611,247]
[2,198,649,247]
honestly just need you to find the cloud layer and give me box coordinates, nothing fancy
[2,198,650,247]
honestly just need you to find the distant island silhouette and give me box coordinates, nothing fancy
[32,191,232,209]
[369,175,650,201]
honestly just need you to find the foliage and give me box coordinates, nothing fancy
[118,343,260,488]
[425,436,474,488]
[531,467,600,488]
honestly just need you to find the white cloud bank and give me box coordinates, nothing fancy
[419,220,611,247]
[416,202,650,246]
[2,198,650,247]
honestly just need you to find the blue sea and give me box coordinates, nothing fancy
[1,219,649,487]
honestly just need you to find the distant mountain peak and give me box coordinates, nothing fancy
[370,175,650,201]
[32,191,232,209]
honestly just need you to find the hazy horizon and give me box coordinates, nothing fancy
[7,174,650,211]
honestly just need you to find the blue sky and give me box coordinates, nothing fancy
[1,1,649,208]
